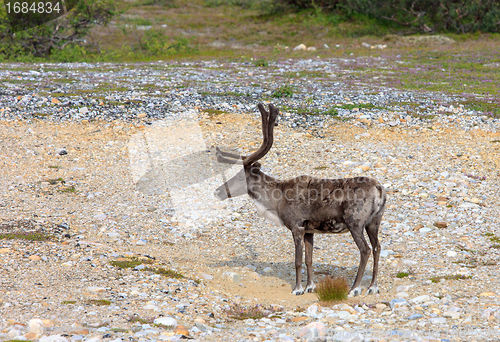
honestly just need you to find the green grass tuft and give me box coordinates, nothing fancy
[272,85,293,98]
[430,274,472,283]
[87,299,112,306]
[396,272,410,278]
[0,232,54,241]
[110,257,153,269]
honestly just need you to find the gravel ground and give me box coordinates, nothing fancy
[1,59,500,342]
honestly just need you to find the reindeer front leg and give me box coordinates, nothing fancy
[291,229,305,295]
[304,233,316,293]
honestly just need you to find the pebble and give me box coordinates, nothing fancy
[293,44,307,51]
[153,317,177,327]
[297,322,326,341]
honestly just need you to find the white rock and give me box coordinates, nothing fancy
[297,321,326,340]
[224,272,240,282]
[244,264,257,272]
[410,295,430,304]
[39,335,69,342]
[429,317,447,324]
[443,311,461,319]
[28,318,44,335]
[306,47,317,51]
[446,251,458,257]
[263,267,274,274]
[306,304,319,317]
[79,107,89,114]
[293,44,307,51]
[153,317,177,327]
[7,329,20,338]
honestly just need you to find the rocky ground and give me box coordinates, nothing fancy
[1,59,500,342]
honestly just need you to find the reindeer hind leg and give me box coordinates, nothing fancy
[365,214,382,295]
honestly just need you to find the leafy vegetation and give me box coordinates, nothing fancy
[0,0,115,59]
[139,29,198,56]
[316,276,349,302]
[396,272,410,278]
[272,85,294,98]
[278,0,500,33]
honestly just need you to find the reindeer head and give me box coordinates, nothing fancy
[214,103,279,200]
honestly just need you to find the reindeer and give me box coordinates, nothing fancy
[214,103,386,296]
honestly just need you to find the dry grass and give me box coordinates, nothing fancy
[316,276,349,302]
[225,303,279,320]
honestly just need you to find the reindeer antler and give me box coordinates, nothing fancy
[216,103,279,166]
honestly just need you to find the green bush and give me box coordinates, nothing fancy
[139,29,197,56]
[0,0,115,59]
[277,0,500,33]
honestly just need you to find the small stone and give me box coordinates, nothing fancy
[71,329,89,335]
[293,44,307,51]
[297,321,326,341]
[306,304,319,317]
[29,255,41,261]
[390,298,408,310]
[28,319,44,335]
[51,98,60,104]
[306,47,317,51]
[443,311,460,319]
[195,321,208,332]
[58,149,67,155]
[0,248,11,253]
[410,295,430,304]
[39,335,69,342]
[433,221,448,228]
[244,264,257,272]
[290,317,308,322]
[407,314,423,320]
[263,267,273,274]
[173,325,189,336]
[470,197,480,204]
[154,317,177,327]
[446,251,458,257]
[480,292,495,297]
[138,113,147,118]
[79,107,89,114]
[224,272,240,282]
[25,332,39,339]
[87,286,105,293]
[94,213,107,220]
[361,165,370,171]
[429,317,447,324]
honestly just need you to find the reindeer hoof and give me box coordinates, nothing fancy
[367,285,379,295]
[292,287,304,296]
[304,284,316,293]
[348,287,362,297]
